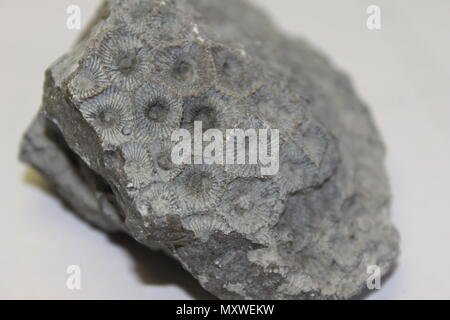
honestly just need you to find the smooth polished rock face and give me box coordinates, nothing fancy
[20,0,399,299]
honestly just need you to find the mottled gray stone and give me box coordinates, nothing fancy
[20,0,399,299]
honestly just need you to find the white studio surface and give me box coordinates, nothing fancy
[0,0,449,299]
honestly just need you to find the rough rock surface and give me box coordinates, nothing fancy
[20,0,399,299]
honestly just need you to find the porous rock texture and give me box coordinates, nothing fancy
[20,0,399,299]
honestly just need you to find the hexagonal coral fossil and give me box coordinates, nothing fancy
[113,0,157,34]
[147,140,184,182]
[217,178,285,234]
[181,89,238,133]
[133,81,183,140]
[210,44,265,97]
[135,182,180,218]
[68,55,110,100]
[181,212,231,242]
[174,163,228,212]
[224,116,275,178]
[246,79,306,138]
[20,0,399,300]
[278,118,339,193]
[79,88,133,146]
[150,40,215,96]
[98,29,151,91]
[120,141,155,187]
[144,2,193,43]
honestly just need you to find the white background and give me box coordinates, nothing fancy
[0,0,449,299]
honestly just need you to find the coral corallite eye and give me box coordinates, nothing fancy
[99,30,151,91]
[79,88,134,146]
[133,81,183,141]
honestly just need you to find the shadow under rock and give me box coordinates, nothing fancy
[24,168,216,300]
[108,233,217,300]
[26,168,392,301]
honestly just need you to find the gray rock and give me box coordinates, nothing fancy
[20,0,399,299]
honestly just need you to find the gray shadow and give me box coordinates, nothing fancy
[109,233,217,300]
[23,168,216,300]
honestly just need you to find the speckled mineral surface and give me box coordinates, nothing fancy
[20,0,399,299]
